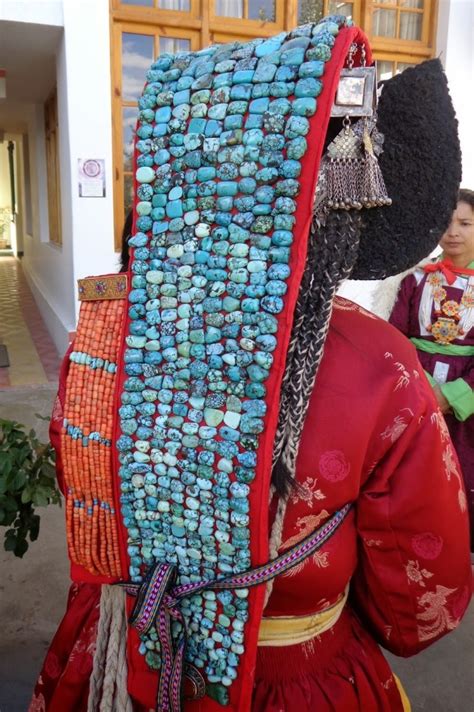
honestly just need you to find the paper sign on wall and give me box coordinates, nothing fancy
[78,159,106,198]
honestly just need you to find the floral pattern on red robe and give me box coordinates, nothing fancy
[30,298,472,712]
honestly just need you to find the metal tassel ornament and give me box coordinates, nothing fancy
[326,116,364,211]
[360,122,392,208]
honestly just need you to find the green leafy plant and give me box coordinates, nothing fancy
[0,418,61,557]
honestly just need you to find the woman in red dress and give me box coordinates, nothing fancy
[30,17,470,712]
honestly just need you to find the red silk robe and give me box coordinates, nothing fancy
[30,297,472,712]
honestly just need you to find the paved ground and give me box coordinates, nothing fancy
[1,389,473,712]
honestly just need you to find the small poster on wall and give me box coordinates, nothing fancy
[78,159,106,197]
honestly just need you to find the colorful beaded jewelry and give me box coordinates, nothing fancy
[62,282,126,578]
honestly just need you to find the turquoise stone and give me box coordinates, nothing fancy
[208,103,228,120]
[279,160,301,178]
[230,84,252,101]
[306,44,332,62]
[285,115,310,137]
[253,62,277,83]
[244,114,264,131]
[155,106,172,123]
[287,136,307,159]
[233,70,254,83]
[295,77,323,98]
[275,65,298,82]
[227,101,247,115]
[239,178,257,194]
[293,97,317,116]
[191,103,208,118]
[173,89,190,105]
[205,120,222,136]
[189,118,206,134]
[166,200,183,218]
[224,114,243,130]
[248,97,269,114]
[255,39,281,57]
[136,166,155,184]
[136,201,152,216]
[217,182,238,197]
[280,47,305,65]
[299,60,324,78]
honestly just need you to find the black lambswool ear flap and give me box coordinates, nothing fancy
[351,59,461,280]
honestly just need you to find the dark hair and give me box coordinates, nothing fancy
[458,189,474,210]
[272,210,362,496]
[119,210,133,273]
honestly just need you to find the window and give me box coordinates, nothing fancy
[120,0,191,9]
[44,88,62,246]
[377,58,416,81]
[298,0,356,24]
[215,0,276,21]
[372,0,424,40]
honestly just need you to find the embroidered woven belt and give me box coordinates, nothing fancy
[122,503,352,712]
[257,586,349,647]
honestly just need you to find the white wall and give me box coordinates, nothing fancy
[437,0,474,188]
[62,0,117,303]
[21,99,77,354]
[0,0,63,26]
[12,0,117,353]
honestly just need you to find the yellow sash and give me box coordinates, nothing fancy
[258,587,349,647]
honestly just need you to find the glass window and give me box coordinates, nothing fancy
[215,0,275,20]
[159,0,191,9]
[123,107,137,173]
[124,175,134,219]
[121,0,154,5]
[377,60,395,81]
[399,11,422,39]
[402,0,423,8]
[298,0,324,24]
[215,0,243,17]
[248,0,275,21]
[122,33,155,102]
[159,36,191,54]
[328,1,353,18]
[397,61,415,72]
[372,8,397,37]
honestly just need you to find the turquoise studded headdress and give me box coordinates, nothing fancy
[116,16,373,711]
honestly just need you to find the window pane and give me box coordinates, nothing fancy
[159,36,191,54]
[248,0,275,21]
[401,0,423,8]
[377,60,395,82]
[328,1,353,18]
[399,11,422,39]
[159,0,190,9]
[124,174,134,218]
[121,0,154,5]
[372,8,397,36]
[122,33,155,102]
[397,61,416,73]
[123,107,137,172]
[298,0,324,24]
[215,0,243,17]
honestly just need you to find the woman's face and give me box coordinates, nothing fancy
[439,200,474,265]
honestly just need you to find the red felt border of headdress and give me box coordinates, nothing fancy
[117,25,372,711]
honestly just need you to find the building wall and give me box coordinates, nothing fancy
[439,0,474,188]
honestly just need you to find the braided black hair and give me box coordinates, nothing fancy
[272,210,362,496]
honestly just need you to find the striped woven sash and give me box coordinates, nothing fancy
[122,503,351,712]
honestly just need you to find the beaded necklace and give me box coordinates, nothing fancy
[421,270,474,345]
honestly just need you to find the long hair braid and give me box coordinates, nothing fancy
[272,210,362,497]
